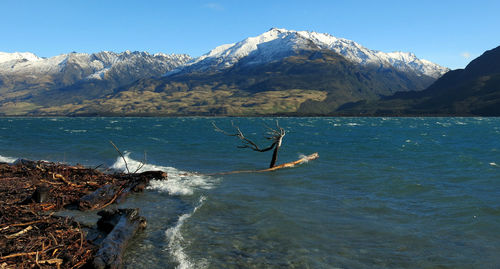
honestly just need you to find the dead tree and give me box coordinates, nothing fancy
[213,121,285,168]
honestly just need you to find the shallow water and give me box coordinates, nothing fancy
[1,117,499,268]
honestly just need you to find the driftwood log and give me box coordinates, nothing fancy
[208,152,319,175]
[0,160,167,268]
[78,171,166,210]
[93,209,147,269]
[78,184,122,210]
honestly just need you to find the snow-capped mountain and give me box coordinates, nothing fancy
[0,50,191,81]
[0,28,453,116]
[0,50,192,104]
[173,28,448,78]
[0,52,41,63]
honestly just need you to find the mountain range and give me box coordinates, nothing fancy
[3,28,493,116]
[336,45,500,116]
[0,51,191,115]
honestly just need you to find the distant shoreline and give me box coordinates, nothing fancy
[0,113,493,118]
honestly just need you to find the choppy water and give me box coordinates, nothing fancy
[1,117,499,268]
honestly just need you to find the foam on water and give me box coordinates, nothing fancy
[0,154,17,164]
[298,153,311,163]
[64,129,88,133]
[165,196,207,269]
[110,153,217,196]
[111,154,214,266]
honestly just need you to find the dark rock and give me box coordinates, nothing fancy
[13,159,36,169]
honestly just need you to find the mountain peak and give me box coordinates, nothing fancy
[174,28,448,78]
[267,27,287,32]
[0,52,41,64]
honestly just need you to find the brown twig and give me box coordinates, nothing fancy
[41,203,57,211]
[70,249,92,269]
[0,220,46,228]
[91,186,126,210]
[38,258,63,267]
[52,173,83,187]
[133,150,147,174]
[49,232,58,246]
[40,178,64,185]
[0,251,41,260]
[5,225,32,239]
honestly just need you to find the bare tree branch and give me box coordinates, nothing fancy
[133,151,147,174]
[110,140,130,174]
[212,120,286,168]
[109,141,147,174]
[212,122,276,152]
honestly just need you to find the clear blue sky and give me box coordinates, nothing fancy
[1,0,499,69]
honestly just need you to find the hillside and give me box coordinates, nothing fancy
[0,51,191,115]
[336,45,500,116]
[0,28,449,116]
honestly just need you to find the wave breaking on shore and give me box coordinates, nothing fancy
[110,152,215,268]
[110,153,218,196]
[0,154,17,164]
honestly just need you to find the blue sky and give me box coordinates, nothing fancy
[1,0,499,69]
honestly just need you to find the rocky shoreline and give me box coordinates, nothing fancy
[0,160,166,268]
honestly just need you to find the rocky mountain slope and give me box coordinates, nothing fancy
[172,28,447,78]
[336,45,500,116]
[0,51,191,114]
[0,28,449,116]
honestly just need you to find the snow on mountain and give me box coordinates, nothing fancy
[177,28,448,78]
[0,52,41,64]
[0,51,192,80]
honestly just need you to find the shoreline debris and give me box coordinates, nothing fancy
[0,160,166,268]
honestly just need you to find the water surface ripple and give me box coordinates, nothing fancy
[1,117,499,268]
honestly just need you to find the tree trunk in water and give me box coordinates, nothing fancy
[269,136,283,168]
[269,145,279,168]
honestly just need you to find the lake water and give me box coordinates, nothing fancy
[1,117,499,268]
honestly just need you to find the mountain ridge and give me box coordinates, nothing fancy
[0,50,192,112]
[335,45,500,116]
[0,28,453,116]
[170,28,448,79]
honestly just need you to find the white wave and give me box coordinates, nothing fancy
[165,196,208,269]
[490,162,498,167]
[0,154,17,164]
[436,121,452,127]
[64,129,88,133]
[110,153,217,196]
[298,153,311,163]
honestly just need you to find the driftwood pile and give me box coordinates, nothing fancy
[0,160,166,268]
